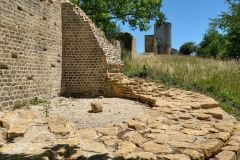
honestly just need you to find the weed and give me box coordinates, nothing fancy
[43,101,51,117]
[14,102,27,109]
[60,87,65,96]
[30,97,47,105]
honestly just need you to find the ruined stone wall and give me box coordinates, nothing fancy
[171,48,182,55]
[61,2,123,97]
[0,0,62,109]
[130,35,139,60]
[145,35,154,53]
[0,0,123,109]
[145,35,158,54]
[115,32,147,60]
[154,22,172,55]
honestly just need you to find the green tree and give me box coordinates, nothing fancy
[179,42,197,55]
[211,0,240,59]
[69,0,166,41]
[197,26,226,58]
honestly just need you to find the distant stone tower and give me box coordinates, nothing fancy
[145,22,180,55]
[154,22,172,55]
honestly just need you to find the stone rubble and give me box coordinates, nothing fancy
[0,76,239,160]
[91,101,103,113]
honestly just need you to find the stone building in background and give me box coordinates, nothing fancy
[114,32,138,60]
[114,32,155,60]
[145,22,181,55]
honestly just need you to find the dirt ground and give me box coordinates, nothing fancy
[28,97,150,129]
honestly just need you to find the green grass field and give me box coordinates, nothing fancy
[123,55,240,120]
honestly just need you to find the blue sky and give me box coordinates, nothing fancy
[118,0,230,53]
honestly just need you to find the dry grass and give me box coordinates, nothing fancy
[123,55,240,119]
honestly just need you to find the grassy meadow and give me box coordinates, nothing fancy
[123,54,240,120]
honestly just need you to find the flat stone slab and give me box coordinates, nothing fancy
[123,119,147,130]
[214,151,237,160]
[48,124,70,136]
[94,126,118,136]
[77,129,98,139]
[7,125,27,138]
[44,116,67,126]
[81,139,107,154]
[55,136,80,147]
[144,141,173,154]
[115,141,137,156]
[193,139,223,159]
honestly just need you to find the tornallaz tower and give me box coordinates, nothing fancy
[145,22,175,55]
[154,22,172,55]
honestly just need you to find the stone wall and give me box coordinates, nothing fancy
[172,48,182,55]
[61,2,123,97]
[0,0,62,109]
[115,32,154,60]
[0,0,123,109]
[145,35,158,54]
[145,35,154,53]
[115,32,139,60]
[154,22,172,55]
[130,35,139,60]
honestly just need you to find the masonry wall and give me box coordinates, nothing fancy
[115,32,139,60]
[172,48,181,55]
[130,36,139,60]
[145,35,158,54]
[61,2,123,97]
[154,22,172,55]
[145,35,154,53]
[0,0,62,109]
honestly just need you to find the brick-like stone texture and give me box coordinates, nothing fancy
[145,35,158,54]
[61,2,123,97]
[0,0,62,109]
[115,32,138,60]
[0,0,123,109]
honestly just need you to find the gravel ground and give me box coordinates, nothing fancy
[28,97,151,129]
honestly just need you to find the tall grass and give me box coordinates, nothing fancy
[123,55,240,119]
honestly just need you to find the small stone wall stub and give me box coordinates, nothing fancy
[115,32,138,59]
[61,2,123,97]
[115,32,153,60]
[172,48,181,55]
[0,0,62,109]
[145,35,154,53]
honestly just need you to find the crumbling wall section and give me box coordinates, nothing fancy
[115,32,139,60]
[145,35,158,54]
[130,36,139,60]
[0,0,62,109]
[61,2,123,97]
[154,22,172,55]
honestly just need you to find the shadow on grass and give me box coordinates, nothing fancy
[0,144,141,160]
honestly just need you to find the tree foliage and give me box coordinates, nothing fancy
[69,0,166,41]
[197,26,226,58]
[209,0,240,59]
[179,42,197,55]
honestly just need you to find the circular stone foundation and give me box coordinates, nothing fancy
[29,97,151,129]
